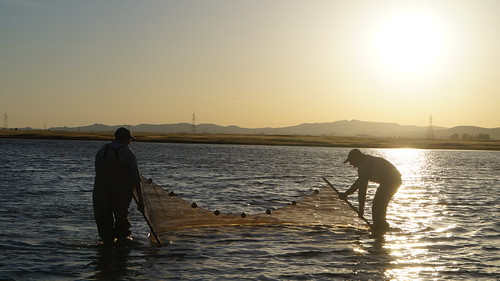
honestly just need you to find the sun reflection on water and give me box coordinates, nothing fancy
[376,148,440,231]
[365,148,448,280]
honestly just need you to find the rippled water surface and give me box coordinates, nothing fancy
[0,139,499,280]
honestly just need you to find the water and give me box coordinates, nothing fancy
[0,139,499,280]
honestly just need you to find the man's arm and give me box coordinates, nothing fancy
[124,148,144,212]
[346,179,361,195]
[94,145,106,174]
[339,178,361,199]
[340,177,368,218]
[125,149,141,185]
[357,184,367,217]
[134,182,145,213]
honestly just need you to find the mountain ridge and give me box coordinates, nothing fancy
[49,120,500,140]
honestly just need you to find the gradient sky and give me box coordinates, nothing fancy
[1,0,499,129]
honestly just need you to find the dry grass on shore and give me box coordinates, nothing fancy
[1,129,500,151]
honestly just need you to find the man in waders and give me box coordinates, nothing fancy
[340,149,402,235]
[93,127,144,245]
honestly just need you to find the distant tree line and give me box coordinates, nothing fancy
[450,133,491,140]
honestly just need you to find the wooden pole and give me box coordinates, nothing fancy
[133,194,164,246]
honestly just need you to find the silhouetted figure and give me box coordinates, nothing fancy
[340,149,401,235]
[93,127,144,245]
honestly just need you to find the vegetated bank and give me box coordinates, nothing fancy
[1,129,500,151]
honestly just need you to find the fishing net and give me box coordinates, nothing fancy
[136,176,369,242]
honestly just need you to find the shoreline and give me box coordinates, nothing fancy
[1,129,500,151]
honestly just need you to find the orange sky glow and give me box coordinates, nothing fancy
[1,0,499,129]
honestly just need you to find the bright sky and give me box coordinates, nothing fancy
[1,0,499,129]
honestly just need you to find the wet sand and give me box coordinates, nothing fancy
[1,129,499,150]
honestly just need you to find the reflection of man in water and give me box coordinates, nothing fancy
[340,149,402,235]
[93,127,144,245]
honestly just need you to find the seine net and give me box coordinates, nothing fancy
[136,176,369,241]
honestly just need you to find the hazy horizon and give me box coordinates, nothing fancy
[21,118,500,130]
[2,0,500,129]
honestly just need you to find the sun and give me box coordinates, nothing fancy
[367,9,450,80]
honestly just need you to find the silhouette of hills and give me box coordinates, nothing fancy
[49,120,500,139]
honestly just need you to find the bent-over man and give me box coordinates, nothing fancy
[340,149,401,235]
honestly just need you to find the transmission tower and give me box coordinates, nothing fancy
[427,115,434,139]
[191,113,197,134]
[3,113,7,129]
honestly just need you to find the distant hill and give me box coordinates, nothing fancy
[50,120,500,140]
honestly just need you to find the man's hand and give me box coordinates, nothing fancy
[137,201,145,213]
[358,208,364,218]
[338,192,348,200]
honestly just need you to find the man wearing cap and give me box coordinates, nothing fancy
[340,149,402,235]
[93,127,144,245]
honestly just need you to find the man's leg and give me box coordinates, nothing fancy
[112,187,133,240]
[93,186,115,243]
[372,184,398,233]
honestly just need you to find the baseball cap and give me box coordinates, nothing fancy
[114,127,136,141]
[343,149,363,163]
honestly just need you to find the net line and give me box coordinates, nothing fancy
[136,176,369,239]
